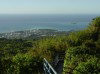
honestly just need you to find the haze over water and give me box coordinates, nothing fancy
[0,14,98,33]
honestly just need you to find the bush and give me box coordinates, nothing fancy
[73,57,100,74]
[12,53,43,74]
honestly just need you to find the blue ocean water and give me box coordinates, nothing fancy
[0,14,98,33]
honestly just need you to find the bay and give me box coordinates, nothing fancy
[0,14,98,33]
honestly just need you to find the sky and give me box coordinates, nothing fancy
[0,0,100,14]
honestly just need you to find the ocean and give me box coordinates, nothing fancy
[0,14,99,33]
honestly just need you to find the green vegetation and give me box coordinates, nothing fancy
[63,17,100,74]
[0,17,100,74]
[0,39,43,74]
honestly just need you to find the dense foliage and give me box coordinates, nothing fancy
[63,17,100,74]
[0,17,100,74]
[0,39,43,74]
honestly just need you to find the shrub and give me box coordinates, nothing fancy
[73,57,100,74]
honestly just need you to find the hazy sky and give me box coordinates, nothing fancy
[0,0,100,14]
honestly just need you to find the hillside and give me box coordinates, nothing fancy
[63,17,100,74]
[0,17,100,74]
